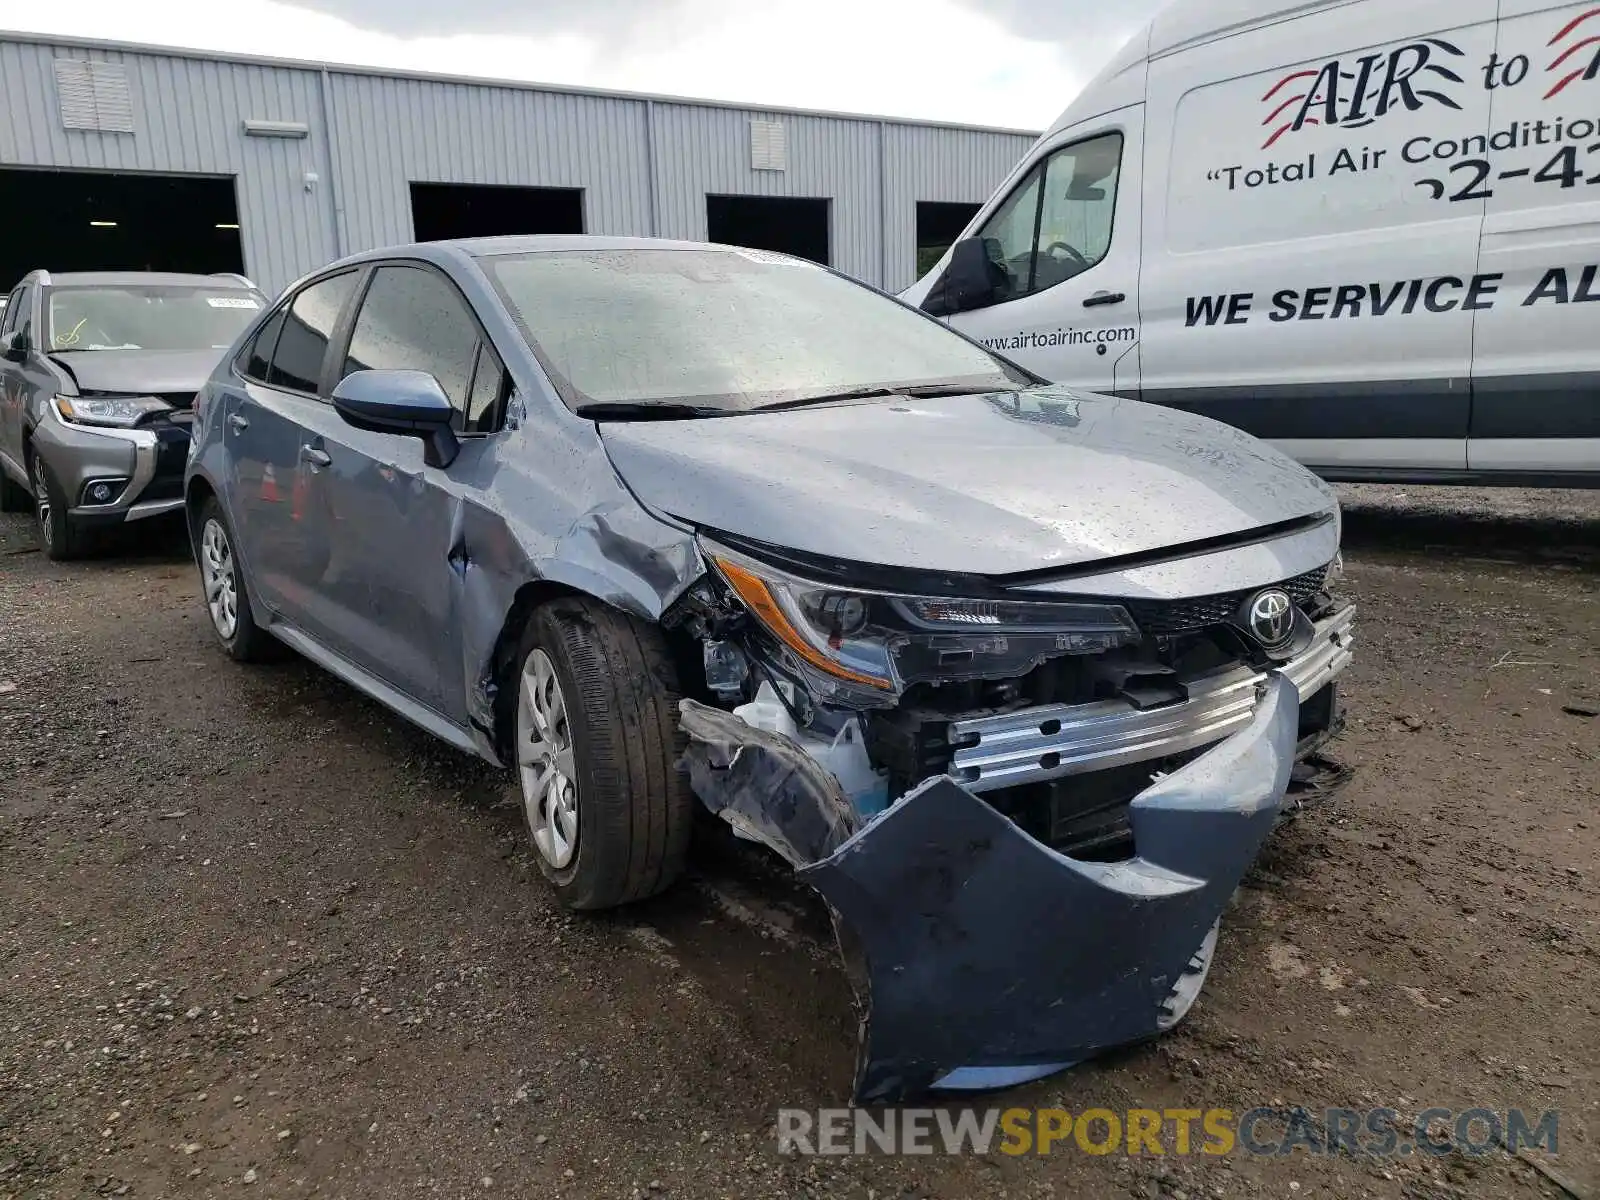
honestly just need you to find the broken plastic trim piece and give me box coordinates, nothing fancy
[680,674,1301,1105]
[678,700,859,868]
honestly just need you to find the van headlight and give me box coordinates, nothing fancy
[55,394,171,428]
[704,541,1141,699]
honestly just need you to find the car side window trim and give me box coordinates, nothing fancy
[462,339,509,437]
[329,257,510,437]
[235,298,290,385]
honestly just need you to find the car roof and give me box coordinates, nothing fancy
[30,271,258,289]
[334,234,763,267]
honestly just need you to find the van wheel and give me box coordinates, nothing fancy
[511,598,694,910]
[31,453,91,561]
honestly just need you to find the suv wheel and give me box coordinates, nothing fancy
[197,497,276,662]
[31,453,91,561]
[512,598,694,910]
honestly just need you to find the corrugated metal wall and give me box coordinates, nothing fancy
[0,34,1037,297]
[325,74,653,256]
[0,39,337,292]
[883,123,1041,290]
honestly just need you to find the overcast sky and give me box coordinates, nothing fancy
[0,0,1160,129]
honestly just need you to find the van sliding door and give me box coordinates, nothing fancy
[1468,0,1600,477]
[1138,0,1497,475]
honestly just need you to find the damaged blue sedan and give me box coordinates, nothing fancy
[184,236,1355,1104]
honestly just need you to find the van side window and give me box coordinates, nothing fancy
[974,131,1123,302]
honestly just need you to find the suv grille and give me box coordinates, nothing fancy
[1124,567,1328,637]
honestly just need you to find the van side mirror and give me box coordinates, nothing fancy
[920,237,1001,318]
[332,369,460,469]
[2,329,30,363]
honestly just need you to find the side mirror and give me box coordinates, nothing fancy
[331,369,460,469]
[1,330,30,363]
[920,237,1000,318]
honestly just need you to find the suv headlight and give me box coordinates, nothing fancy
[55,394,171,428]
[704,541,1141,699]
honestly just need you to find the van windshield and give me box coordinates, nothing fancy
[479,246,1026,414]
[47,285,264,352]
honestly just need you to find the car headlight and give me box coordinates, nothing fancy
[54,394,171,428]
[704,541,1142,699]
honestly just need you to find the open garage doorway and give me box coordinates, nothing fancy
[410,183,585,242]
[0,168,244,292]
[706,195,830,266]
[915,201,982,279]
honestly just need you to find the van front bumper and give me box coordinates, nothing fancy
[34,404,190,524]
[681,672,1302,1104]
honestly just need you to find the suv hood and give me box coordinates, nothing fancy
[51,349,223,395]
[599,388,1336,577]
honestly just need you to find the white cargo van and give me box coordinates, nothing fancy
[900,0,1600,485]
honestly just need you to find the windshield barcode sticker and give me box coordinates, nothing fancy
[207,296,260,309]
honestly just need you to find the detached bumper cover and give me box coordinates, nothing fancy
[681,673,1302,1105]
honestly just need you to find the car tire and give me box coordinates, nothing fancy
[512,598,695,911]
[30,452,92,561]
[195,496,277,663]
[0,464,30,513]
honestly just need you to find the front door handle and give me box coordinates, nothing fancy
[1083,291,1126,308]
[227,413,249,432]
[300,445,332,469]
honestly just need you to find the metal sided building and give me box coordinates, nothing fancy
[0,31,1039,298]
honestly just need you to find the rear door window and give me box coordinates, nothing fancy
[267,271,359,394]
[240,307,288,383]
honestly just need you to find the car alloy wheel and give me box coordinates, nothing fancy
[517,648,579,870]
[31,456,52,549]
[199,516,239,641]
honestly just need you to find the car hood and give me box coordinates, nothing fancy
[598,388,1337,577]
[50,349,223,395]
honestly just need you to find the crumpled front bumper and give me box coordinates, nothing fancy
[681,672,1301,1105]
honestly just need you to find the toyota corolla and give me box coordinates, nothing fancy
[184,236,1355,1103]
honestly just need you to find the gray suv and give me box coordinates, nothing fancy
[187,236,1354,1103]
[0,270,266,558]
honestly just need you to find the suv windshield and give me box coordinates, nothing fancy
[47,285,263,352]
[479,247,1027,413]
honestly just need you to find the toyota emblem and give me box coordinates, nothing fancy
[1247,589,1295,647]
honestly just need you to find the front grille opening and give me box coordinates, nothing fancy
[1124,566,1329,636]
[987,745,1214,863]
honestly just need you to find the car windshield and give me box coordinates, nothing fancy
[47,285,263,352]
[479,247,1027,413]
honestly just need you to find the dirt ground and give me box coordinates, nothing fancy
[1,484,1596,1200]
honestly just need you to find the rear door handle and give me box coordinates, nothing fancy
[1083,291,1126,308]
[227,413,249,432]
[300,446,331,469]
